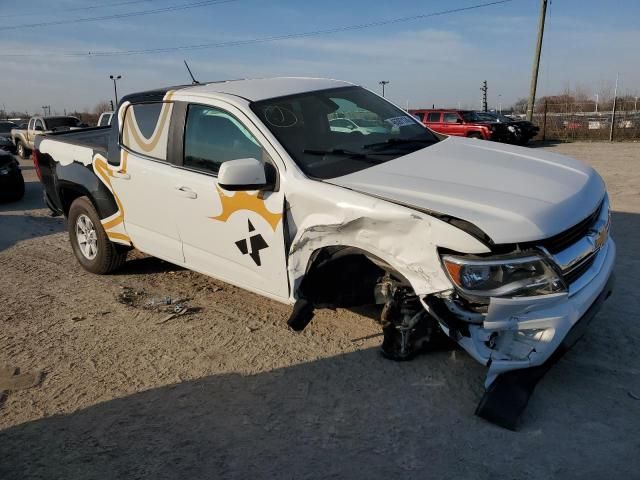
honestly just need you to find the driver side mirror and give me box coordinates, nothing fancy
[456,118,463,124]
[218,158,273,191]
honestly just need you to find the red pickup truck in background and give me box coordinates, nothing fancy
[410,109,510,142]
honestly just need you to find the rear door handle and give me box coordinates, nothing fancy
[112,171,130,180]
[175,186,197,199]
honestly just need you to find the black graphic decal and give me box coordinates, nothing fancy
[235,220,268,266]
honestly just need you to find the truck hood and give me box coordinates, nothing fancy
[327,136,605,244]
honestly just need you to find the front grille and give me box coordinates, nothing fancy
[563,253,597,284]
[538,200,604,254]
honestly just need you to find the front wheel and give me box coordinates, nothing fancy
[68,197,127,274]
[467,132,484,140]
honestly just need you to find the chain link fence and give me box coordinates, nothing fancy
[525,100,640,141]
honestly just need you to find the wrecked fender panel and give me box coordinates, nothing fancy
[285,181,490,301]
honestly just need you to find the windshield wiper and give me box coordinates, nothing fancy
[362,138,438,150]
[303,148,393,165]
[303,148,369,158]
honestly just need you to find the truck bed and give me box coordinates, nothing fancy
[36,126,111,156]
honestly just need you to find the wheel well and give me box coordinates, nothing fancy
[467,131,483,137]
[59,186,94,217]
[298,246,410,308]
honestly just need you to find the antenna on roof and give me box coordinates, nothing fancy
[184,60,200,85]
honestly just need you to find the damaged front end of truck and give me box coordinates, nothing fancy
[285,189,615,430]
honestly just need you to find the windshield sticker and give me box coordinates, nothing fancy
[385,116,415,128]
[264,106,298,128]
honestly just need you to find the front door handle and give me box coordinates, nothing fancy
[112,171,130,180]
[175,186,197,199]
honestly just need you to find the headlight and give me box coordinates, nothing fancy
[441,254,565,300]
[508,125,516,132]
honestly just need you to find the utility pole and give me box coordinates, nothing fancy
[635,96,638,113]
[379,80,390,98]
[480,80,488,112]
[110,75,122,106]
[609,73,619,142]
[594,93,599,113]
[41,105,51,116]
[526,0,548,122]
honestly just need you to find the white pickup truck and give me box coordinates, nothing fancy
[33,78,615,429]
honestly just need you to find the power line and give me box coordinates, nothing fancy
[2,0,238,31]
[0,0,515,57]
[0,0,154,19]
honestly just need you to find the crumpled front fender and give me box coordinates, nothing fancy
[285,182,489,302]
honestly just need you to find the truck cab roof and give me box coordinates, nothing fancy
[120,77,354,105]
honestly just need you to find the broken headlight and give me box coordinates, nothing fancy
[441,254,565,301]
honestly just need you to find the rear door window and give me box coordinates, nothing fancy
[426,112,441,122]
[443,113,460,123]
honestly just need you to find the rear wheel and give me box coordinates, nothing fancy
[467,132,483,140]
[68,197,127,274]
[16,141,30,159]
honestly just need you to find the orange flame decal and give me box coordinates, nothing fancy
[210,185,282,231]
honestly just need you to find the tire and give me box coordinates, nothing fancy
[68,196,127,274]
[16,141,30,159]
[467,132,483,140]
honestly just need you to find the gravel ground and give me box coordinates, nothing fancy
[0,142,639,479]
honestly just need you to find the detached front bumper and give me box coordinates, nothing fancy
[457,237,616,387]
[476,270,615,429]
[432,237,616,429]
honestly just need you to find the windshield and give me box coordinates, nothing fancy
[250,86,439,179]
[46,117,80,129]
[461,111,489,123]
[473,112,497,122]
[0,122,17,133]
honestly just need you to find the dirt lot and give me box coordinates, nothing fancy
[1,142,639,479]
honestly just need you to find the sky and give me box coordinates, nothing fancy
[1,0,639,115]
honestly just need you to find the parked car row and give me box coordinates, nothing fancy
[409,109,539,145]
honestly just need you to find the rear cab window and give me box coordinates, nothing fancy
[121,102,173,161]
